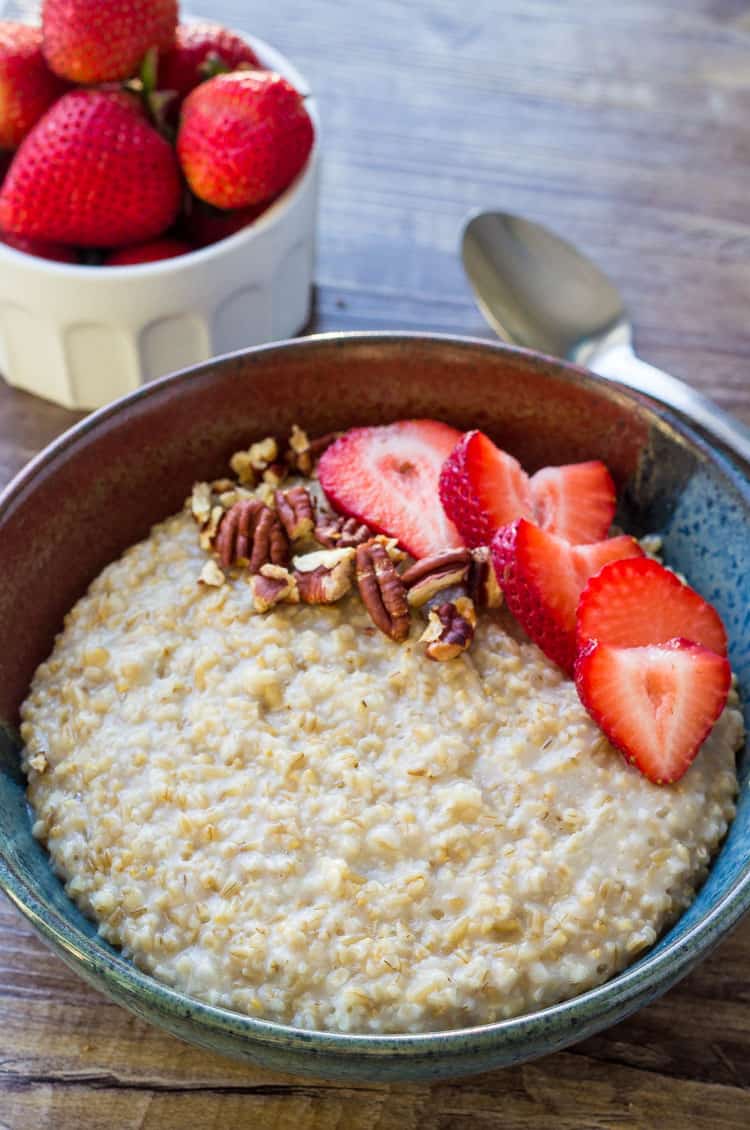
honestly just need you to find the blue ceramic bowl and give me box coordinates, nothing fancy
[0,333,748,1081]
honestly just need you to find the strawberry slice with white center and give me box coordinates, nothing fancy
[490,518,643,674]
[577,556,728,656]
[438,429,533,547]
[317,420,464,559]
[530,460,616,544]
[574,638,730,784]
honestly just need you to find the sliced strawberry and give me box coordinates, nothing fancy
[317,420,464,558]
[439,430,533,548]
[574,638,730,784]
[490,518,643,673]
[577,556,728,657]
[530,461,616,544]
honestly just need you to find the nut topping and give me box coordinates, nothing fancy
[294,547,355,604]
[198,560,226,588]
[215,499,289,573]
[275,485,316,541]
[355,541,411,641]
[190,481,213,525]
[230,436,279,485]
[285,425,342,476]
[468,547,502,609]
[401,548,472,607]
[250,564,299,612]
[315,512,373,549]
[420,597,477,661]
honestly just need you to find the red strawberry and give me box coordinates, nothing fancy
[0,90,181,247]
[575,638,730,784]
[41,0,178,84]
[317,421,464,559]
[0,230,76,263]
[490,518,643,673]
[103,238,193,266]
[177,71,314,209]
[530,461,616,544]
[0,23,68,150]
[160,22,261,98]
[576,556,727,656]
[182,195,270,248]
[439,430,533,547]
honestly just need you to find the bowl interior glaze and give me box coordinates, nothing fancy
[0,333,748,1081]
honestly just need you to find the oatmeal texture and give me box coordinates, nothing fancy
[21,509,742,1034]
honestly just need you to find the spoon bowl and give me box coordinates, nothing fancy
[461,209,750,465]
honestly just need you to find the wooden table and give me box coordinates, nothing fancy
[2,1,750,1126]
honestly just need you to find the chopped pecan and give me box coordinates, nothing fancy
[210,478,236,493]
[199,505,225,551]
[215,499,289,573]
[468,547,502,608]
[198,560,226,588]
[420,597,477,661]
[285,425,342,476]
[401,548,472,607]
[275,485,316,541]
[230,436,279,485]
[263,461,288,487]
[356,541,411,641]
[190,481,213,525]
[250,564,299,612]
[315,511,373,549]
[294,547,355,604]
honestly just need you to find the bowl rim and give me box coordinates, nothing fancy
[1,329,749,1059]
[0,29,320,278]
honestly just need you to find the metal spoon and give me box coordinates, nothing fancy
[461,210,750,465]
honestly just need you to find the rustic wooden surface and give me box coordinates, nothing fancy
[2,1,750,1126]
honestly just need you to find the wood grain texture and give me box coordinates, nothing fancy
[1,0,750,1126]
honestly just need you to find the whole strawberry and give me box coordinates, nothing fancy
[183,194,270,247]
[1,231,77,263]
[104,238,192,265]
[0,90,181,247]
[177,71,314,209]
[42,0,178,84]
[0,22,68,150]
[160,22,261,98]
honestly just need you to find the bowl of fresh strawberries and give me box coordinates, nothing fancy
[0,2,319,409]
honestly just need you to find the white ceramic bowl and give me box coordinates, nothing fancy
[0,34,319,410]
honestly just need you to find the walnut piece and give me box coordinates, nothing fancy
[355,541,410,641]
[286,426,342,476]
[293,547,355,604]
[215,499,289,573]
[401,548,471,607]
[420,597,477,660]
[250,564,299,612]
[276,485,316,541]
[315,512,372,549]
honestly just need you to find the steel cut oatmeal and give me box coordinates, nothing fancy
[20,505,741,1033]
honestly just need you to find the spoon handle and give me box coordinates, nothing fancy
[589,343,750,469]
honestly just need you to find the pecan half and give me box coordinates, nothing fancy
[356,541,411,641]
[401,548,472,607]
[420,597,477,661]
[215,499,289,573]
[294,547,355,604]
[468,547,502,609]
[250,564,299,612]
[275,485,315,541]
[315,512,373,549]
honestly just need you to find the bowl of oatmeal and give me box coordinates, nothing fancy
[0,332,748,1080]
